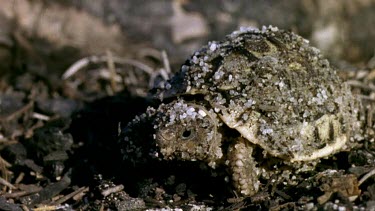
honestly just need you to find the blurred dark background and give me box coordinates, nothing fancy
[0,0,374,78]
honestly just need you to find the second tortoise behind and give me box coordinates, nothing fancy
[126,26,363,196]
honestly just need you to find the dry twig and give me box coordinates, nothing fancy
[101,184,124,197]
[359,167,375,185]
[62,55,154,79]
[106,50,118,94]
[50,186,88,205]
[0,176,16,189]
[0,101,34,122]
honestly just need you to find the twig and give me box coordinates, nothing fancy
[144,197,166,207]
[359,167,375,185]
[106,50,117,94]
[0,101,34,122]
[358,95,375,102]
[32,112,51,121]
[15,172,25,184]
[12,31,45,67]
[161,50,172,76]
[137,48,163,60]
[270,202,295,211]
[347,80,375,92]
[3,188,41,198]
[24,120,45,139]
[0,139,18,145]
[21,205,30,211]
[274,189,292,200]
[366,104,374,129]
[101,184,124,197]
[33,205,69,211]
[0,176,16,189]
[62,55,154,79]
[51,186,88,205]
[110,57,154,75]
[62,56,95,79]
[0,156,12,168]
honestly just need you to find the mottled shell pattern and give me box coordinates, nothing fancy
[156,26,362,162]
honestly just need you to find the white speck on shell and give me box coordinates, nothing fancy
[236,160,244,167]
[209,42,217,52]
[244,99,254,108]
[214,70,224,80]
[198,109,207,117]
[228,74,233,81]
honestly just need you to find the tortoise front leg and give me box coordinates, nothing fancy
[228,137,260,196]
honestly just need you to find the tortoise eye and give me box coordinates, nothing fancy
[180,127,195,140]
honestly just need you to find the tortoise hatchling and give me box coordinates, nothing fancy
[121,26,363,196]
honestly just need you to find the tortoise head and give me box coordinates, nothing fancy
[153,100,223,167]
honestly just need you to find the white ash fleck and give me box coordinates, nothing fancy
[229,100,236,107]
[214,70,224,80]
[150,151,159,158]
[179,112,187,120]
[290,138,303,152]
[228,74,233,81]
[242,113,249,121]
[198,109,207,117]
[261,25,268,32]
[230,26,260,37]
[241,26,259,32]
[186,107,197,118]
[209,41,217,52]
[146,207,184,211]
[269,25,279,32]
[181,65,189,72]
[169,113,176,123]
[334,96,343,104]
[192,56,199,64]
[300,121,309,135]
[199,61,204,67]
[206,130,214,141]
[311,88,329,105]
[261,128,273,135]
[259,120,273,135]
[157,100,216,129]
[311,47,321,55]
[229,90,239,96]
[302,38,309,44]
[276,81,285,88]
[244,99,255,108]
[214,94,226,105]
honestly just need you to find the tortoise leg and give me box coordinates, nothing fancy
[228,137,260,196]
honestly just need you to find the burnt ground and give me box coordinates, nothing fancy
[1,1,375,210]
